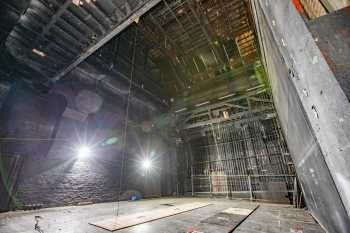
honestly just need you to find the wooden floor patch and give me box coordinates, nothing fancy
[89,202,211,231]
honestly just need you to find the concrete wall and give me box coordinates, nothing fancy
[252,1,350,232]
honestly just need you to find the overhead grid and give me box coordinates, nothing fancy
[137,0,259,95]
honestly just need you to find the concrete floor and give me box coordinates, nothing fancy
[0,197,324,233]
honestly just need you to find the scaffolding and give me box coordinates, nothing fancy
[177,88,296,202]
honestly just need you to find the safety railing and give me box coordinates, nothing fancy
[191,173,296,202]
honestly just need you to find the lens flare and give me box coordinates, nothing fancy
[142,159,152,169]
[77,145,91,158]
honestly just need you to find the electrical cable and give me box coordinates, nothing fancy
[115,26,138,218]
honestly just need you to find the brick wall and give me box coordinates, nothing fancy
[0,83,176,210]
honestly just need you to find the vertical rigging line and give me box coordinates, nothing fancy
[115,26,138,218]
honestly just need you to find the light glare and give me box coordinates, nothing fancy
[142,159,152,170]
[77,146,91,158]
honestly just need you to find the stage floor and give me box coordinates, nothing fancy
[0,197,324,233]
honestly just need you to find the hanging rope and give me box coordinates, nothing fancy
[115,26,138,218]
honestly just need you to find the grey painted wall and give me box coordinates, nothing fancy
[252,1,350,232]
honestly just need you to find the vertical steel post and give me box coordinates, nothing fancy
[248,175,253,200]
[191,166,195,196]
[209,175,213,197]
[293,176,298,208]
[176,182,179,197]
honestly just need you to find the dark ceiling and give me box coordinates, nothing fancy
[139,0,259,92]
[4,0,160,80]
[0,0,260,108]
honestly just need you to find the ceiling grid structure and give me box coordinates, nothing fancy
[1,0,261,105]
[135,0,260,100]
[5,0,162,82]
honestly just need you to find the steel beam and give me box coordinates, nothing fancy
[53,0,162,81]
[182,107,275,129]
[185,0,223,64]
[36,0,72,44]
[174,88,266,116]
[148,13,177,49]
[161,0,191,39]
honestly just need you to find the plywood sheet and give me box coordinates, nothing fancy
[221,207,253,215]
[89,202,211,231]
[199,204,259,231]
